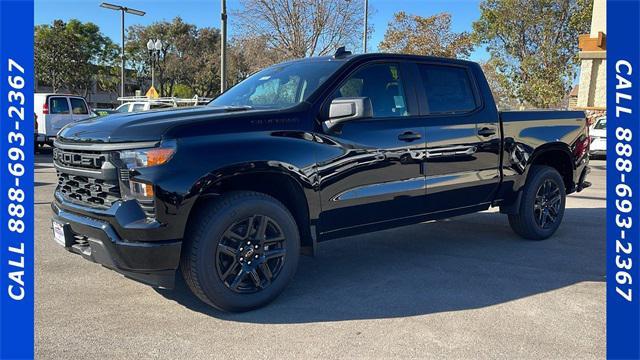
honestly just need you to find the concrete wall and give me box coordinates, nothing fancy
[577,0,606,110]
[577,56,606,109]
[590,0,606,37]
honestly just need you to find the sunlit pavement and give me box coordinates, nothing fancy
[35,149,605,359]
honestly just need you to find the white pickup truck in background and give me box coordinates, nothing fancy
[114,96,213,113]
[115,101,174,113]
[34,93,93,147]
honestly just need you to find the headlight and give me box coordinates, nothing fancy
[117,140,176,204]
[118,139,176,169]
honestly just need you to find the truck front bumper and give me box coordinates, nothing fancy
[51,194,181,289]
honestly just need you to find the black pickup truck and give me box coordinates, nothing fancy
[51,50,591,311]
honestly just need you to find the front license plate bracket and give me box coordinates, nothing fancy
[52,220,74,247]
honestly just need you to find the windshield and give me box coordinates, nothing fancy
[594,118,606,130]
[209,60,343,109]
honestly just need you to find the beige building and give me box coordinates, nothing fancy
[575,0,606,122]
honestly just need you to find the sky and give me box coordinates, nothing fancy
[34,0,489,61]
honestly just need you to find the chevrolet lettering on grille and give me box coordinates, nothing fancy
[54,148,105,169]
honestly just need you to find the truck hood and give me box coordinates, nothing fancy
[57,106,292,143]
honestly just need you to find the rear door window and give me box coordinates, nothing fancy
[69,98,88,114]
[49,97,70,114]
[417,65,477,114]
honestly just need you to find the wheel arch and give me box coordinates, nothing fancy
[501,142,575,215]
[527,143,575,192]
[187,164,317,253]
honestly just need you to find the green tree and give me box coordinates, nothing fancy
[34,19,118,95]
[35,20,78,93]
[481,60,522,110]
[190,27,223,96]
[472,0,592,108]
[126,17,221,97]
[379,12,473,58]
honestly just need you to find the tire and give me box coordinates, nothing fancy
[508,166,566,240]
[181,191,300,312]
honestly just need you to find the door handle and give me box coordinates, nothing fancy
[398,131,422,142]
[477,127,496,137]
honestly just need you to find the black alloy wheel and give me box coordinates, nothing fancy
[181,191,300,312]
[508,165,566,240]
[533,179,562,229]
[216,215,287,293]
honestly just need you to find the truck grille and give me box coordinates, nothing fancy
[54,147,121,209]
[57,172,121,208]
[54,147,156,217]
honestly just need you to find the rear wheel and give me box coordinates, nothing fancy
[508,166,566,240]
[181,191,300,312]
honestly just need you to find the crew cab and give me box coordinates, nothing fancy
[51,50,591,312]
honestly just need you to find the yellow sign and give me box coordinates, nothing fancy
[146,86,159,99]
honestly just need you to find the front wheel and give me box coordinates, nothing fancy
[181,191,300,312]
[508,166,566,240]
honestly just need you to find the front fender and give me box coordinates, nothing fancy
[132,131,322,239]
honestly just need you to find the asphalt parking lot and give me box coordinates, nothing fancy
[35,150,605,359]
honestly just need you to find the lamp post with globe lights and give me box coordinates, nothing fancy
[146,39,164,89]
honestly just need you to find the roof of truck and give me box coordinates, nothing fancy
[279,52,478,67]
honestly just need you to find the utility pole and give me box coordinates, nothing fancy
[220,0,227,93]
[100,3,146,101]
[363,0,368,53]
[121,9,125,99]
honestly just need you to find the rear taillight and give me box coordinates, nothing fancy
[575,118,590,157]
[42,102,49,114]
[574,135,590,158]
